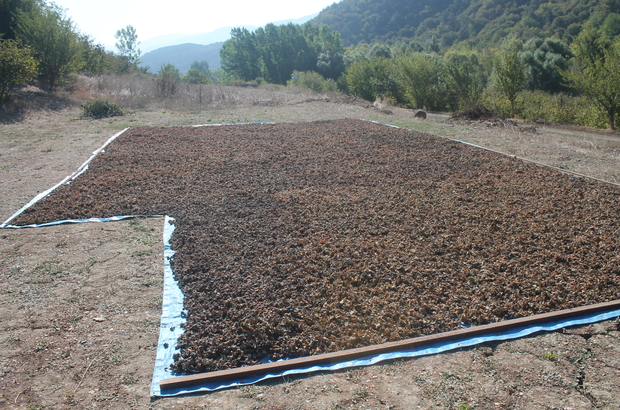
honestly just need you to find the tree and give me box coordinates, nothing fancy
[79,34,122,75]
[220,23,344,84]
[0,39,37,102]
[316,47,345,80]
[16,2,83,90]
[520,37,573,93]
[600,12,620,38]
[156,63,180,97]
[427,35,440,53]
[0,0,38,40]
[493,38,526,117]
[312,25,346,81]
[443,50,484,109]
[183,69,211,84]
[158,63,181,80]
[220,27,261,82]
[396,53,444,110]
[345,57,401,103]
[115,25,141,70]
[190,60,210,75]
[368,43,393,59]
[562,29,620,130]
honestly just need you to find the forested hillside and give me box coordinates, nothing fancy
[312,0,620,47]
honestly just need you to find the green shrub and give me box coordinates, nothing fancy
[0,39,38,103]
[344,57,402,103]
[482,90,519,118]
[287,70,339,93]
[482,90,608,128]
[182,69,212,84]
[80,99,124,118]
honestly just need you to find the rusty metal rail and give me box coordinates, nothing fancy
[160,299,620,391]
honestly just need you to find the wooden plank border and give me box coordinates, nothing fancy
[160,299,620,390]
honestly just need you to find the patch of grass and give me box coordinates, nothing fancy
[132,249,152,257]
[321,384,342,393]
[455,403,472,410]
[33,259,63,275]
[239,384,266,400]
[543,351,560,362]
[140,279,156,287]
[40,148,53,152]
[33,339,49,352]
[129,219,152,233]
[121,374,139,385]
[8,267,21,276]
[126,220,156,245]
[2,163,16,169]
[413,374,426,385]
[442,370,460,379]
[128,234,156,246]
[353,386,369,398]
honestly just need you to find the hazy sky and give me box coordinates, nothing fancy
[52,0,340,48]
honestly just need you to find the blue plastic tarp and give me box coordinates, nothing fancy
[151,307,620,396]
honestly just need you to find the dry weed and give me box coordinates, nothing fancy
[68,75,331,111]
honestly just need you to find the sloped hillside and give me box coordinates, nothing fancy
[312,0,620,47]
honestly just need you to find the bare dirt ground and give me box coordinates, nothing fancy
[1,97,619,409]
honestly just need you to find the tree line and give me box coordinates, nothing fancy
[2,0,619,129]
[218,19,620,129]
[340,27,619,129]
[220,23,345,85]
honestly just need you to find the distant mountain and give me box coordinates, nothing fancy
[140,27,257,54]
[140,42,224,73]
[140,13,320,53]
[311,0,620,47]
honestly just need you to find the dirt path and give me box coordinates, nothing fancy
[1,101,619,409]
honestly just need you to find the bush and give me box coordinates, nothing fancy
[183,69,211,84]
[396,53,446,110]
[80,99,124,118]
[0,39,38,103]
[155,76,178,98]
[287,71,339,93]
[483,90,608,128]
[156,64,181,97]
[345,57,403,104]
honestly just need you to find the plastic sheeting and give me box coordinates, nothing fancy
[1,128,130,229]
[1,215,164,229]
[193,122,275,128]
[151,216,186,396]
[152,307,620,396]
